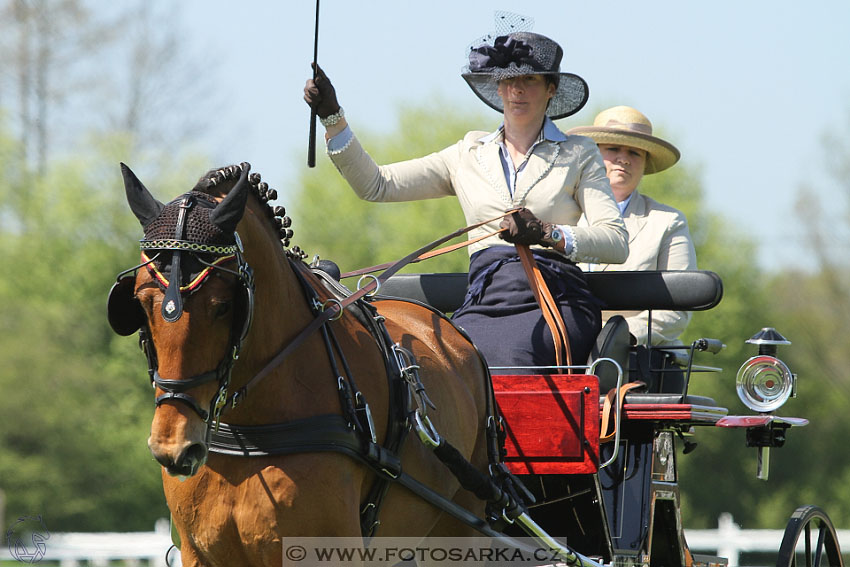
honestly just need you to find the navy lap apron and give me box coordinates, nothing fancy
[452,245,602,374]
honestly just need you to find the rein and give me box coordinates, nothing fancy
[516,244,572,367]
[339,227,506,279]
[220,210,514,414]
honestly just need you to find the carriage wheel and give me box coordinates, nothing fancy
[777,505,844,567]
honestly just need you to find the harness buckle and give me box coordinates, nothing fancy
[413,410,441,449]
[392,343,435,416]
[212,385,228,432]
[355,392,378,444]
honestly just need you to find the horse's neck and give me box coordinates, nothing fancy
[228,212,342,422]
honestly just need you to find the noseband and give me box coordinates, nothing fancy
[108,193,255,434]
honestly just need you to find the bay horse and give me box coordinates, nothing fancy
[107,163,492,566]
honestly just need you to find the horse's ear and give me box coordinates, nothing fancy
[209,162,251,234]
[121,163,164,227]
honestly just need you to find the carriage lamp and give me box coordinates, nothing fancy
[735,328,796,413]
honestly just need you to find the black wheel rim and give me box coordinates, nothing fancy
[777,505,844,567]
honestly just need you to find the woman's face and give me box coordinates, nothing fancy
[497,75,555,126]
[599,144,647,199]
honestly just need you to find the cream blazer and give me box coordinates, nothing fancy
[328,127,628,263]
[579,190,697,345]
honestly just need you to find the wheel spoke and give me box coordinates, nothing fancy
[805,523,812,567]
[813,522,826,567]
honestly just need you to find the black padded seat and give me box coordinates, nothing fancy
[376,271,724,410]
[376,270,723,314]
[374,272,468,313]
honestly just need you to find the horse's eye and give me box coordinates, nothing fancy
[214,302,232,319]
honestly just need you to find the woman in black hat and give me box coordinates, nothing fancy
[304,29,628,372]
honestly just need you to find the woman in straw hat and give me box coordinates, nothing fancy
[304,21,628,371]
[569,106,697,346]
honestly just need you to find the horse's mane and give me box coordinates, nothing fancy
[192,164,307,260]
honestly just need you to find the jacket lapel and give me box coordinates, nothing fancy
[475,140,513,204]
[623,191,649,244]
[596,190,645,272]
[513,142,558,205]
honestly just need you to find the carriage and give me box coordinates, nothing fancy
[376,269,842,567]
[107,163,843,567]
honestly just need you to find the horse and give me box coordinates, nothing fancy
[106,162,492,566]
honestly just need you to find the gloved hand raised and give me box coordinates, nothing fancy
[303,63,340,119]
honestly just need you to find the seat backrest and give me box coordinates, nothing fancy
[376,272,469,313]
[587,315,631,393]
[376,270,723,313]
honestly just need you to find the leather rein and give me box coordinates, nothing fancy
[218,211,516,415]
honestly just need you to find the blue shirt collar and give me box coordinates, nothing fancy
[618,192,634,216]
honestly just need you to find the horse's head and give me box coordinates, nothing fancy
[108,163,265,477]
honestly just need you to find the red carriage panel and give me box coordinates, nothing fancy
[492,374,600,475]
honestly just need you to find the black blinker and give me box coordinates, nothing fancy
[107,275,145,336]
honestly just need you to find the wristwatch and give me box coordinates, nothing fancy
[542,225,564,248]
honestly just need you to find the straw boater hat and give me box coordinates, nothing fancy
[568,106,680,174]
[462,31,589,120]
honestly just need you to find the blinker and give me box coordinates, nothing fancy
[107,275,144,336]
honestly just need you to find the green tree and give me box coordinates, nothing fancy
[0,0,231,534]
[755,109,850,527]
[0,121,212,531]
[638,156,806,530]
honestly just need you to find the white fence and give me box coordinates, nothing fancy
[5,518,179,567]
[687,512,849,567]
[5,514,848,566]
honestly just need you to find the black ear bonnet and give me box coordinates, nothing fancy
[108,163,254,339]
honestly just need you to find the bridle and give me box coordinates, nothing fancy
[107,193,255,437]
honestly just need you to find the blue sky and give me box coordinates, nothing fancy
[181,1,850,271]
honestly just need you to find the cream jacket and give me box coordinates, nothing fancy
[328,127,628,263]
[579,190,697,345]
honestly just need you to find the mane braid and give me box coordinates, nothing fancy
[193,163,306,260]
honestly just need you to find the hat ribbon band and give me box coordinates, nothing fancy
[603,119,653,135]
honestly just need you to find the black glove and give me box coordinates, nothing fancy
[499,208,545,245]
[303,63,340,119]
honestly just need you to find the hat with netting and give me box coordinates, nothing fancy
[461,12,588,120]
[567,106,680,174]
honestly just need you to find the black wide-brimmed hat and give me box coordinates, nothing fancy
[462,31,589,120]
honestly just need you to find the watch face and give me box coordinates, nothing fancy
[552,228,563,241]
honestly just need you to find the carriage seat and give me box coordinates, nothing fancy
[376,270,723,314]
[377,270,724,402]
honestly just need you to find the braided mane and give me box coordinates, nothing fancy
[192,163,307,260]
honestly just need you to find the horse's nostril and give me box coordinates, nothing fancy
[183,443,208,472]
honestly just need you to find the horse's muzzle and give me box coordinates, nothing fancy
[149,438,208,477]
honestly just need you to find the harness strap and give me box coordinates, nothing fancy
[600,381,646,443]
[208,415,503,538]
[222,211,515,413]
[515,244,572,367]
[209,413,590,566]
[156,392,210,422]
